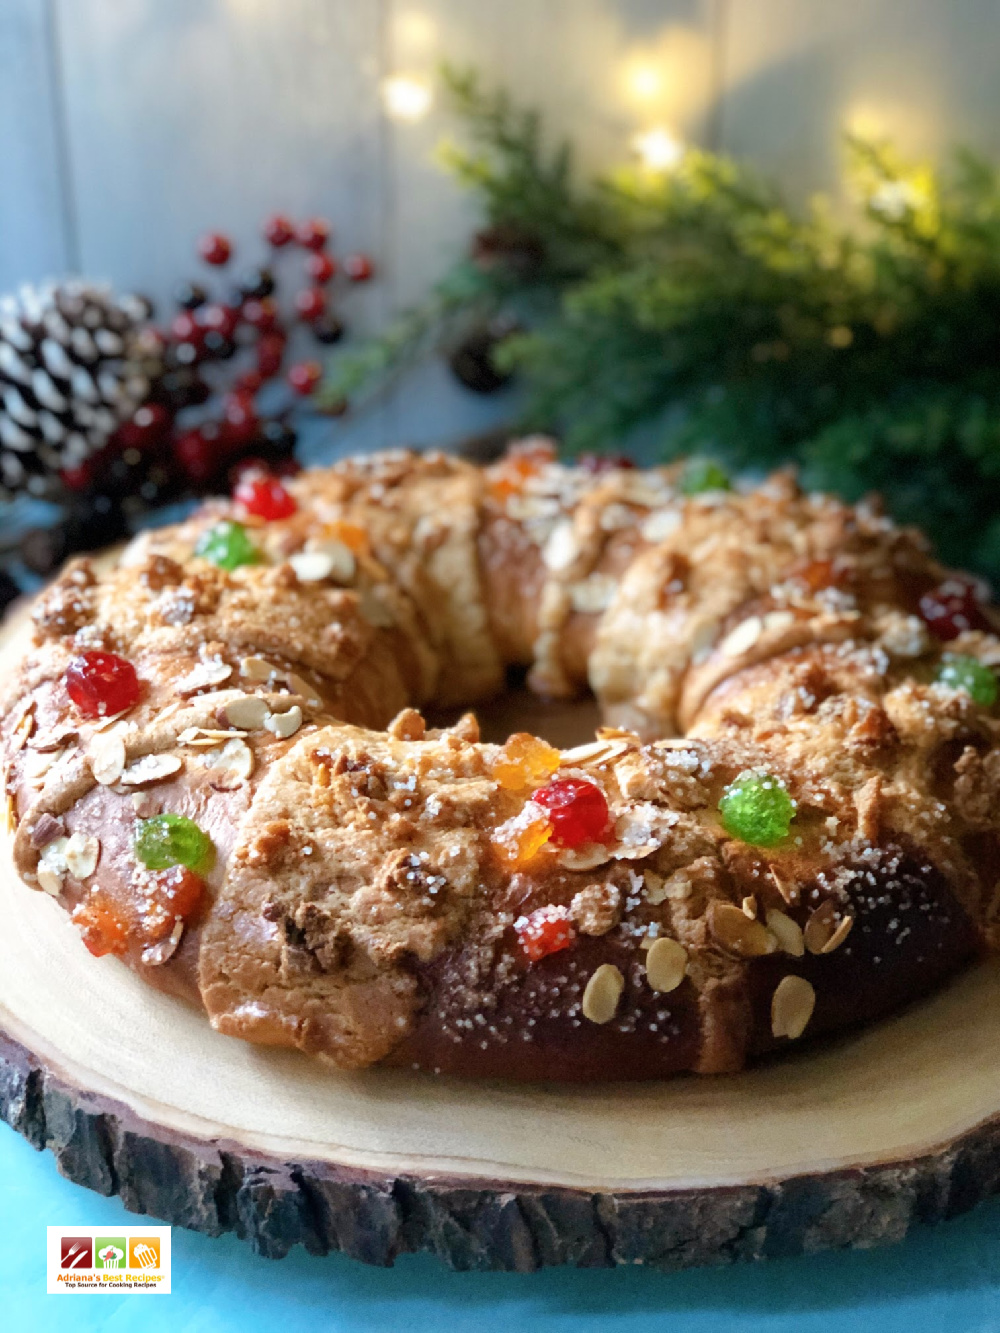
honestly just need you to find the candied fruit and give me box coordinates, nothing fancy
[492,805,553,866]
[515,904,576,962]
[136,865,205,942]
[918,577,989,641]
[679,458,730,495]
[719,771,796,847]
[195,519,261,571]
[135,814,214,873]
[71,891,128,958]
[234,473,297,521]
[533,777,611,849]
[65,651,140,718]
[936,654,998,707]
[492,732,561,791]
[326,520,369,555]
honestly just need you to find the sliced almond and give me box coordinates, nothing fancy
[176,659,233,695]
[224,695,270,730]
[581,963,625,1024]
[719,616,763,659]
[142,919,184,966]
[5,791,17,835]
[64,832,100,880]
[640,508,681,543]
[559,739,629,766]
[265,704,303,739]
[202,737,254,789]
[765,908,805,957]
[119,752,183,787]
[290,541,355,584]
[88,730,126,785]
[820,913,854,954]
[36,862,63,896]
[240,656,279,683]
[709,901,777,957]
[31,725,78,753]
[22,747,63,781]
[542,520,579,572]
[771,975,816,1040]
[645,937,688,993]
[10,701,35,752]
[558,842,612,871]
[803,900,840,954]
[287,672,320,703]
[569,574,618,616]
[178,726,248,747]
[742,894,757,919]
[762,609,796,635]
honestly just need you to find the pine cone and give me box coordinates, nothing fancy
[0,280,163,499]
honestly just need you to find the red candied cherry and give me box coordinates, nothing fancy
[242,296,279,333]
[263,213,295,247]
[533,777,611,849]
[221,391,258,447]
[287,360,322,396]
[305,252,337,284]
[257,332,286,379]
[343,253,374,282]
[234,471,297,520]
[918,577,990,641]
[515,904,576,962]
[196,302,240,339]
[295,287,327,322]
[198,231,232,265]
[297,217,331,250]
[65,651,141,718]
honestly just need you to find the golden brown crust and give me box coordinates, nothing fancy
[2,443,998,1080]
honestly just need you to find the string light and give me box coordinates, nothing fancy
[624,61,663,103]
[633,127,684,172]
[381,75,433,122]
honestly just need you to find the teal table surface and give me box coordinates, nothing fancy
[3,1125,1000,1332]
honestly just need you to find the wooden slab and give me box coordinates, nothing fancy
[3,608,1000,1269]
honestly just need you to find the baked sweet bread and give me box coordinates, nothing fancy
[4,439,999,1080]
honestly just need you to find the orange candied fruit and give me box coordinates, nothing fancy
[326,520,370,556]
[136,865,205,944]
[515,904,575,962]
[491,732,561,791]
[492,807,553,867]
[790,558,843,594]
[71,891,129,958]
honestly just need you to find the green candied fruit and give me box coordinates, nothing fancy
[936,654,999,707]
[679,457,730,495]
[135,814,215,872]
[195,520,261,571]
[719,771,796,847]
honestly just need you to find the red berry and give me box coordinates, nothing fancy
[295,287,326,321]
[174,426,221,485]
[918,577,990,641]
[297,217,330,251]
[343,253,374,282]
[234,472,297,521]
[234,369,264,396]
[533,778,611,848]
[170,310,201,343]
[196,302,239,339]
[305,252,337,284]
[287,360,322,396]
[515,904,576,963]
[198,231,232,265]
[221,391,258,448]
[65,651,141,718]
[579,452,636,474]
[115,403,172,451]
[241,297,279,333]
[256,332,286,379]
[263,214,295,247]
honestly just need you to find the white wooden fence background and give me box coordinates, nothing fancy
[3,0,1000,455]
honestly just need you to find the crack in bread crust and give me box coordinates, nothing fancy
[2,445,997,1078]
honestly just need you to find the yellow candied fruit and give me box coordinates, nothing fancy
[492,807,553,866]
[491,732,561,791]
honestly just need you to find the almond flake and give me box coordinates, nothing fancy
[771,975,816,1040]
[142,919,184,966]
[5,792,17,834]
[202,737,254,789]
[176,659,233,695]
[265,704,303,739]
[742,894,757,918]
[762,609,796,635]
[720,616,763,658]
[88,731,126,785]
[581,963,625,1024]
[640,508,681,543]
[240,656,279,683]
[31,725,78,753]
[286,673,320,703]
[559,739,628,766]
[36,862,63,896]
[558,842,612,871]
[64,832,100,880]
[765,908,805,957]
[119,752,183,787]
[224,696,270,730]
[569,574,618,615]
[820,913,854,954]
[645,937,688,993]
[542,521,578,572]
[10,701,35,752]
[709,901,777,957]
[804,900,840,954]
[291,541,356,584]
